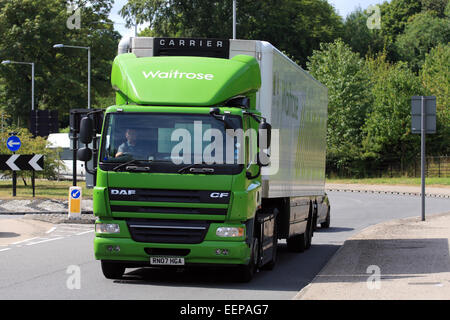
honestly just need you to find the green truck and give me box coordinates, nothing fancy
[78,37,330,282]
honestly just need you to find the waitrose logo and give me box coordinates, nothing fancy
[143,70,214,80]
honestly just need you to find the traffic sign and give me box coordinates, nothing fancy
[0,154,44,171]
[71,188,81,199]
[6,136,21,152]
[411,96,436,134]
[69,186,82,219]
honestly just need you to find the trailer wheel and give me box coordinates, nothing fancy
[101,261,125,280]
[286,233,306,252]
[238,237,259,282]
[305,209,314,250]
[321,207,331,229]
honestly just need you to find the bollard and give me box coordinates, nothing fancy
[69,186,82,220]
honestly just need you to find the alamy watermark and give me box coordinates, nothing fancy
[66,265,81,290]
[366,265,381,290]
[167,122,280,176]
[66,4,81,30]
[367,5,381,30]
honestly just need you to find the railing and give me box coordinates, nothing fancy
[327,156,450,178]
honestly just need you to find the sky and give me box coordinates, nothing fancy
[110,0,390,36]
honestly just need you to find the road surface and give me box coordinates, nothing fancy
[0,191,449,299]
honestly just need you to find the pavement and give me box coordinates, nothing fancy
[0,218,54,247]
[295,211,450,300]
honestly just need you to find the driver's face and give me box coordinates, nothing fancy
[126,129,137,144]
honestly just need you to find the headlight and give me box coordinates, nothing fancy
[216,227,244,237]
[95,223,120,234]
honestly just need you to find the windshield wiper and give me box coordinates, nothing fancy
[112,159,146,172]
[178,164,215,174]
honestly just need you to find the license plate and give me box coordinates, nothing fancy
[150,256,185,266]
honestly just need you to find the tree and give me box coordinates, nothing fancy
[0,0,120,129]
[421,43,450,155]
[396,11,450,72]
[362,54,424,172]
[120,0,343,67]
[307,40,372,175]
[380,0,422,42]
[421,0,449,17]
[379,0,423,61]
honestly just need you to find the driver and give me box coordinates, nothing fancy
[115,128,147,159]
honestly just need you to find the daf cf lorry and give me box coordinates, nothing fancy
[78,37,330,282]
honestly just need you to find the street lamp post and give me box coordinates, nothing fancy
[53,44,91,109]
[1,60,35,111]
[53,44,91,187]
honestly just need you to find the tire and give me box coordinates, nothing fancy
[101,261,125,280]
[238,237,259,282]
[305,209,314,250]
[286,233,306,253]
[321,207,331,229]
[287,205,313,252]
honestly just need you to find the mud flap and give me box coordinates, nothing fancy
[257,212,276,267]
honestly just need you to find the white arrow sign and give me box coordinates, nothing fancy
[7,140,21,148]
[29,154,44,171]
[6,154,21,171]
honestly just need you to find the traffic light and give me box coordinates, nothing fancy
[30,110,59,137]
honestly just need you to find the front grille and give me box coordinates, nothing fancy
[127,219,210,244]
[109,188,230,204]
[111,205,227,216]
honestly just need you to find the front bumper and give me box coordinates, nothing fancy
[94,237,251,265]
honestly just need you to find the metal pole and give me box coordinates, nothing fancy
[88,48,91,109]
[31,63,35,111]
[233,0,236,39]
[12,152,16,197]
[73,134,77,186]
[32,170,35,198]
[421,96,426,221]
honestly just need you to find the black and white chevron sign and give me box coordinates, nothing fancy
[0,154,44,171]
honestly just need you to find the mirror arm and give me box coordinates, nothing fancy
[243,111,266,124]
[246,166,261,180]
[84,160,97,175]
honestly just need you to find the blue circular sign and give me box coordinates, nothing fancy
[71,189,81,199]
[7,136,21,152]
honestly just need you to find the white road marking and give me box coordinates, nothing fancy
[25,237,64,246]
[11,237,39,245]
[0,248,11,252]
[46,227,57,234]
[75,230,94,236]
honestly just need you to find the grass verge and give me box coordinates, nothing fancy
[0,179,93,199]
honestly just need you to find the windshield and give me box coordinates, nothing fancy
[100,112,243,168]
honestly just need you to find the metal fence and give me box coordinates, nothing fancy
[328,156,450,178]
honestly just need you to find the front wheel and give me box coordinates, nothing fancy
[101,261,125,280]
[238,238,259,282]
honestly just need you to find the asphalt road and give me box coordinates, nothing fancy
[0,191,449,300]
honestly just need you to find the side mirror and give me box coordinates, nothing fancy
[257,152,270,167]
[79,116,94,144]
[258,121,272,149]
[77,147,92,162]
